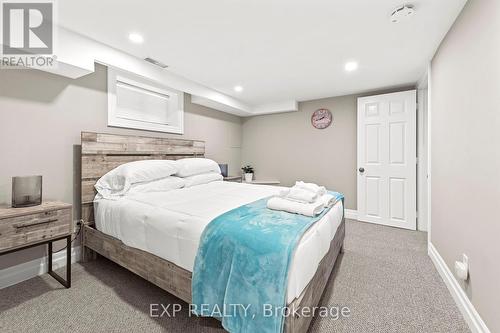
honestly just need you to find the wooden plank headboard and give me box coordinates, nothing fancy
[80,132,205,224]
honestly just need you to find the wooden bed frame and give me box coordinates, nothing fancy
[80,131,345,333]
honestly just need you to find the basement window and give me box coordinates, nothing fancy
[107,67,184,134]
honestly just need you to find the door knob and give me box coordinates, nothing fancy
[358,167,365,173]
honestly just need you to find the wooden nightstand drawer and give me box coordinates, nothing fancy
[0,204,72,253]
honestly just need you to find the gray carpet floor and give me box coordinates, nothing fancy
[0,220,470,333]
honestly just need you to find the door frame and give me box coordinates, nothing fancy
[425,63,432,242]
[417,69,430,232]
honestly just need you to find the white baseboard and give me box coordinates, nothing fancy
[344,209,358,220]
[428,243,490,333]
[0,246,81,290]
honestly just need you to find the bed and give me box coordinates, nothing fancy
[80,132,345,333]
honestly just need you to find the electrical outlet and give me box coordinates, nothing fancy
[454,254,469,281]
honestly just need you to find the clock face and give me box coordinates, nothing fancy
[311,109,333,129]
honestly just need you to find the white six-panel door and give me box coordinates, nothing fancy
[357,90,417,230]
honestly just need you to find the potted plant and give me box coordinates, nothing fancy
[241,165,254,182]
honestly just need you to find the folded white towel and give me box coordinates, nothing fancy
[278,188,290,197]
[276,187,317,203]
[285,187,318,203]
[295,181,326,196]
[319,193,335,208]
[267,197,325,217]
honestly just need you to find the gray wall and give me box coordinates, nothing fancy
[431,0,500,331]
[242,95,357,209]
[0,64,242,270]
[241,88,413,210]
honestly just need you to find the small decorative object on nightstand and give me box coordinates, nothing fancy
[241,165,254,182]
[218,164,228,177]
[0,201,73,288]
[223,176,242,183]
[12,175,42,208]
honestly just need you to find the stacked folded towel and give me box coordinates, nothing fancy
[295,181,327,196]
[266,197,325,217]
[278,187,318,203]
[267,181,333,217]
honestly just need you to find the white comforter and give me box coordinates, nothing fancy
[94,180,343,303]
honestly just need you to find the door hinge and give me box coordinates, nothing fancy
[416,157,419,164]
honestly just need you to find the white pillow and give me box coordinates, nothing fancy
[184,172,223,188]
[175,158,221,177]
[95,160,178,197]
[127,176,185,195]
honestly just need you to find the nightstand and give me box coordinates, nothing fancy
[223,176,242,182]
[243,180,281,185]
[0,201,73,288]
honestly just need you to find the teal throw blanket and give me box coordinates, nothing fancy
[191,192,344,333]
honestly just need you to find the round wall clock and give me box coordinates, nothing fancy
[311,108,333,129]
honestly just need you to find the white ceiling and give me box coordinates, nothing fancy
[58,0,466,107]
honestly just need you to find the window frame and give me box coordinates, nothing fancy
[107,67,184,134]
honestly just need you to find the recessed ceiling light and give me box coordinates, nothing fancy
[128,33,144,44]
[234,85,243,92]
[345,61,358,72]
